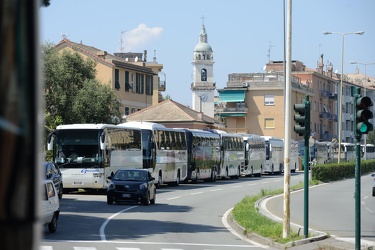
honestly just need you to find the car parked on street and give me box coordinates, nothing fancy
[107,169,156,205]
[43,161,63,199]
[41,179,60,233]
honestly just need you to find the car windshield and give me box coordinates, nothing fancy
[113,170,147,182]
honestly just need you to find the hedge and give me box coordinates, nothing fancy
[312,159,375,182]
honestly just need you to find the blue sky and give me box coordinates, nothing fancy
[40,0,375,107]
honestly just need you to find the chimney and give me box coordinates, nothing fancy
[97,50,107,59]
[317,54,324,74]
[327,63,333,78]
[143,50,147,62]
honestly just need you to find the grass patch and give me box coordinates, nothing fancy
[232,180,321,244]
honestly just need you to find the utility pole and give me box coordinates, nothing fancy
[0,1,41,250]
[282,0,292,239]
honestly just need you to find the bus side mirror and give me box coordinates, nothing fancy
[47,131,55,151]
[100,132,106,150]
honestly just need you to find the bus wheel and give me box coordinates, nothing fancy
[171,171,180,186]
[193,169,199,183]
[157,172,162,188]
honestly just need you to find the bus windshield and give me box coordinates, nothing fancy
[54,129,101,167]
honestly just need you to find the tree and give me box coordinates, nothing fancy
[367,130,375,145]
[42,42,121,133]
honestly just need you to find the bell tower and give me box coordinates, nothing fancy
[191,20,215,118]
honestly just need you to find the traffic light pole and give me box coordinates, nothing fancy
[303,95,310,238]
[354,88,361,250]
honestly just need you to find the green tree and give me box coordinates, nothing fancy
[42,42,121,131]
[366,130,375,145]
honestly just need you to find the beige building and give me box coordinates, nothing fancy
[216,57,342,142]
[55,39,166,117]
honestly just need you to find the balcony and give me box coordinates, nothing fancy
[319,90,331,99]
[329,114,338,122]
[319,112,331,119]
[216,106,248,117]
[328,93,337,100]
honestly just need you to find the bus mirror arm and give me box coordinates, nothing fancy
[47,131,55,151]
[100,132,106,150]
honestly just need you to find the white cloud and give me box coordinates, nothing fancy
[122,23,163,51]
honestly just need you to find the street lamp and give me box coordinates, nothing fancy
[350,61,375,160]
[323,31,364,163]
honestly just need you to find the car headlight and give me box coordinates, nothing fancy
[139,183,147,189]
[108,182,115,189]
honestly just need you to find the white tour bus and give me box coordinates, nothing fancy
[261,136,284,174]
[290,139,300,173]
[181,129,221,182]
[209,130,243,179]
[118,121,188,187]
[47,123,143,192]
[242,134,266,177]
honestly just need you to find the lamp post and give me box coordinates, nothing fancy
[350,61,375,160]
[323,31,364,163]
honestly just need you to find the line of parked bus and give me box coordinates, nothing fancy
[298,140,375,165]
[47,122,299,192]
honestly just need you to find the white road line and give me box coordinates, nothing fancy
[39,247,53,250]
[232,186,243,189]
[116,248,141,250]
[190,192,203,195]
[222,208,269,249]
[167,196,181,200]
[247,183,256,186]
[74,247,97,250]
[100,206,138,241]
[262,182,269,184]
[210,188,222,192]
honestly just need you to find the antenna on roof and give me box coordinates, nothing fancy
[120,30,126,52]
[61,33,68,39]
[267,41,276,62]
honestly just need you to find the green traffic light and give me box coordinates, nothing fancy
[357,122,374,134]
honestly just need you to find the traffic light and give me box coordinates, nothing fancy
[294,100,310,137]
[356,96,373,135]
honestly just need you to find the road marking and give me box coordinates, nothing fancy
[232,186,242,188]
[167,196,181,200]
[190,192,202,195]
[210,188,222,192]
[262,182,269,184]
[116,248,141,250]
[39,247,53,250]
[222,208,269,249]
[247,183,256,186]
[74,247,97,250]
[100,206,138,241]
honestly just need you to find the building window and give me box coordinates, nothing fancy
[201,69,207,81]
[125,71,131,92]
[264,95,274,106]
[146,75,153,95]
[264,118,275,129]
[125,107,129,115]
[115,69,120,90]
[131,108,136,113]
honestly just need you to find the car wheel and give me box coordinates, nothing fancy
[143,192,150,206]
[48,214,58,233]
[107,196,113,205]
[58,184,63,199]
[150,192,156,204]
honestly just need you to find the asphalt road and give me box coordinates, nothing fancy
[265,172,375,247]
[40,172,306,250]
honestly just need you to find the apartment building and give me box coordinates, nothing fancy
[215,57,374,142]
[54,39,166,117]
